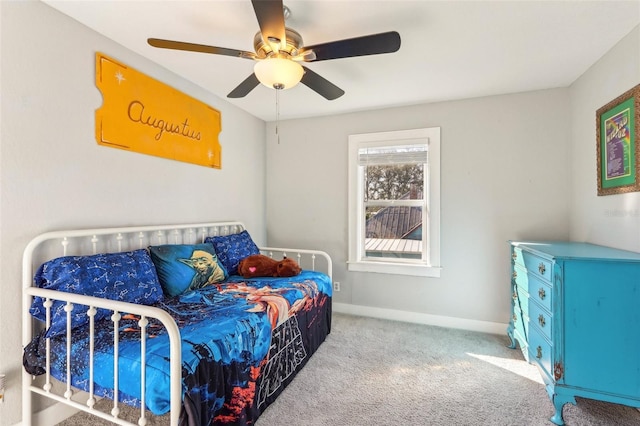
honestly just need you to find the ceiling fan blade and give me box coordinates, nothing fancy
[148,38,256,59]
[227,73,260,98]
[300,66,344,100]
[251,0,286,50]
[299,31,401,62]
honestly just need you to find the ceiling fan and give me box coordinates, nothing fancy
[148,0,401,100]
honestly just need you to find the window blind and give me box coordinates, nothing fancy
[358,144,428,166]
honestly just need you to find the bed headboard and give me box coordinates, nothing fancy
[22,221,246,266]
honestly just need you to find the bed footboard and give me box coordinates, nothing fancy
[22,289,182,426]
[260,247,332,282]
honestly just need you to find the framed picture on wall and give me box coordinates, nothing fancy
[597,84,640,196]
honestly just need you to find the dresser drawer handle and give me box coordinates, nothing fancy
[513,291,518,301]
[538,263,546,275]
[536,346,543,359]
[512,270,517,279]
[538,314,546,328]
[538,288,546,300]
[513,313,517,322]
[512,252,517,260]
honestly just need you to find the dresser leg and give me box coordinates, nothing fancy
[506,325,517,349]
[549,393,576,425]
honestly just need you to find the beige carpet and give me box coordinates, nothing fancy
[59,313,640,425]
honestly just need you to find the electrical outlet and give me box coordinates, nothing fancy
[333,281,340,292]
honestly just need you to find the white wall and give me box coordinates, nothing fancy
[265,88,571,327]
[570,26,640,251]
[0,2,266,425]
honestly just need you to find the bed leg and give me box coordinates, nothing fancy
[22,372,32,426]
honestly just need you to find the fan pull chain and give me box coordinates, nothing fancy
[275,87,281,144]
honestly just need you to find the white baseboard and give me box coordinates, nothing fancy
[14,395,84,426]
[333,302,508,335]
[14,406,78,426]
[37,402,80,425]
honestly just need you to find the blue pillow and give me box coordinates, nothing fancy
[206,230,260,275]
[148,244,228,297]
[30,249,164,338]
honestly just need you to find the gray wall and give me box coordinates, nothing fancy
[569,26,640,250]
[265,88,572,327]
[1,2,266,425]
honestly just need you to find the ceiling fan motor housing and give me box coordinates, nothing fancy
[254,27,303,59]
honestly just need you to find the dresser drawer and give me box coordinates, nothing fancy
[512,247,552,282]
[529,277,552,313]
[512,264,528,291]
[528,328,552,378]
[529,299,552,341]
[512,264,552,313]
[512,281,530,317]
[511,305,529,338]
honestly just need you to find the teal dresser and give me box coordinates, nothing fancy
[507,241,640,425]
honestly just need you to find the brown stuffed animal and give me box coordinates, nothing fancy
[237,254,302,278]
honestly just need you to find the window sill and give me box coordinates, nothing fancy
[347,261,442,277]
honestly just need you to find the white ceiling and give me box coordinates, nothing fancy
[43,0,640,122]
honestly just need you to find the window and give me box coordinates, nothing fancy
[348,128,441,277]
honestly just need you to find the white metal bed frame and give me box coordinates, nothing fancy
[22,221,332,426]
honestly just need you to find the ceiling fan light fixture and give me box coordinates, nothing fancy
[254,57,304,90]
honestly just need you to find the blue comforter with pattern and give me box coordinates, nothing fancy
[24,271,332,426]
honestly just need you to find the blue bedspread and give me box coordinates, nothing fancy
[24,270,332,426]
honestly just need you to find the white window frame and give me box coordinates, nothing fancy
[348,127,441,277]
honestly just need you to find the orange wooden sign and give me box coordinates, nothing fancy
[95,52,221,168]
